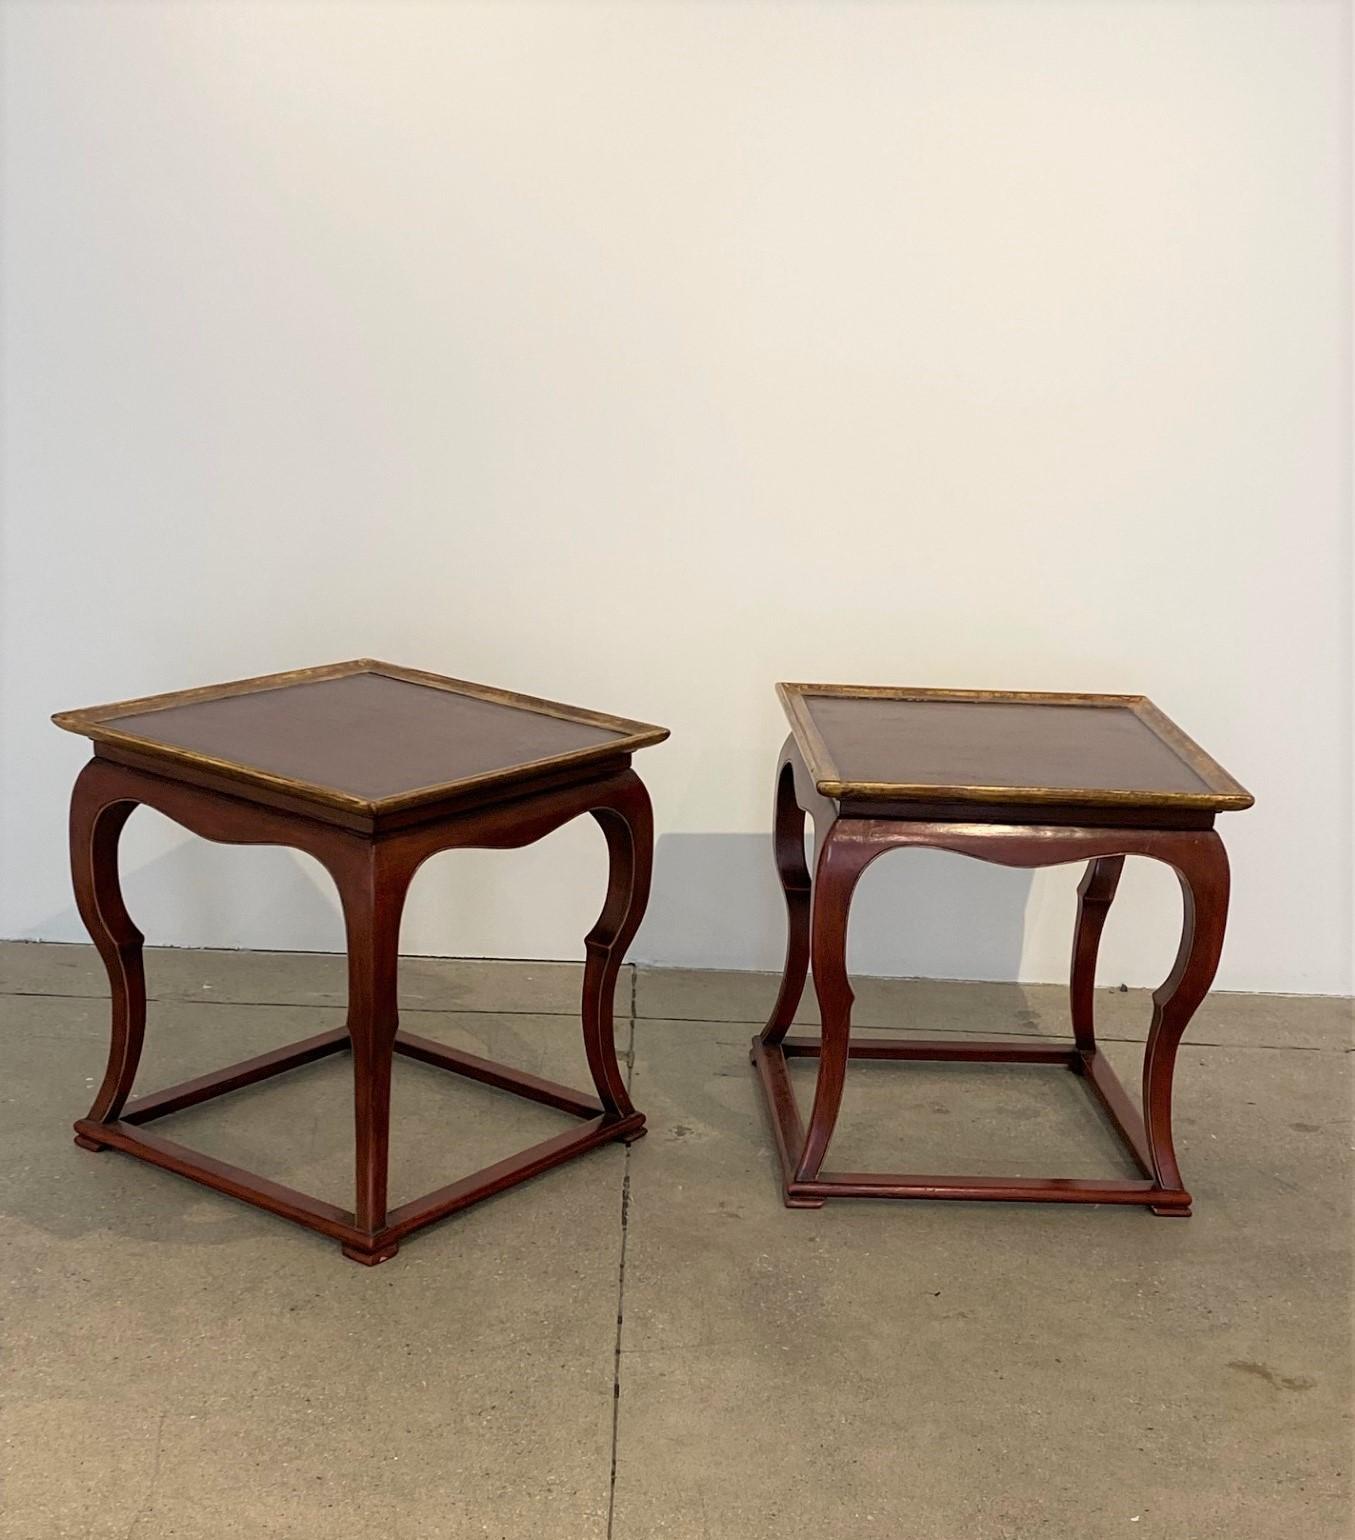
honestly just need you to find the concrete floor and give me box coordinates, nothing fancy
[0,941,1349,1539]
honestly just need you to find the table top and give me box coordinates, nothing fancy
[55,660,669,818]
[778,684,1252,814]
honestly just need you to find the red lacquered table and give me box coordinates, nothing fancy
[751,684,1252,1217]
[54,659,667,1264]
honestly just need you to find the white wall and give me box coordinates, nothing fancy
[2,1,1350,995]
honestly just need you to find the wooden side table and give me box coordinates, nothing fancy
[54,660,668,1264]
[751,685,1253,1216]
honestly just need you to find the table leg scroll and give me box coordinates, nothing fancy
[1070,855,1125,1053]
[760,744,813,1051]
[793,826,878,1186]
[1143,833,1230,1214]
[582,771,653,1133]
[69,759,146,1145]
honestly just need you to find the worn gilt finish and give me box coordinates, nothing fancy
[58,662,667,1265]
[54,658,669,823]
[776,683,1254,811]
[753,685,1250,1216]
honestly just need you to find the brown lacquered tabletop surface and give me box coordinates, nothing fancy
[55,660,669,817]
[778,684,1252,813]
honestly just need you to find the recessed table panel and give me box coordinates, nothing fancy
[779,686,1251,812]
[55,660,668,816]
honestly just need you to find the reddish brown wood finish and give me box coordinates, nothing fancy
[753,733,1238,1216]
[54,659,669,827]
[65,747,656,1265]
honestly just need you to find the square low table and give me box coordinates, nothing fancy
[751,685,1252,1216]
[54,660,667,1264]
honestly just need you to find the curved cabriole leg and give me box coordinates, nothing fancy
[582,771,653,1137]
[1143,833,1230,1216]
[759,748,812,1051]
[70,760,146,1148]
[332,843,411,1264]
[792,825,876,1193]
[1070,855,1125,1053]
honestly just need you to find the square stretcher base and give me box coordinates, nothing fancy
[749,1033,1190,1215]
[76,1026,645,1264]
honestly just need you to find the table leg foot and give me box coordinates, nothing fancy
[784,1189,825,1210]
[73,1131,109,1152]
[617,1122,648,1146]
[342,1240,399,1266]
[1149,1203,1192,1218]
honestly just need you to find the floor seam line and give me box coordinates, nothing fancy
[8,981,1342,1055]
[606,996,638,1539]
[1,990,584,1018]
[628,1016,1346,1053]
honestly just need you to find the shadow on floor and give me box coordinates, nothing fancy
[637,830,1034,981]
